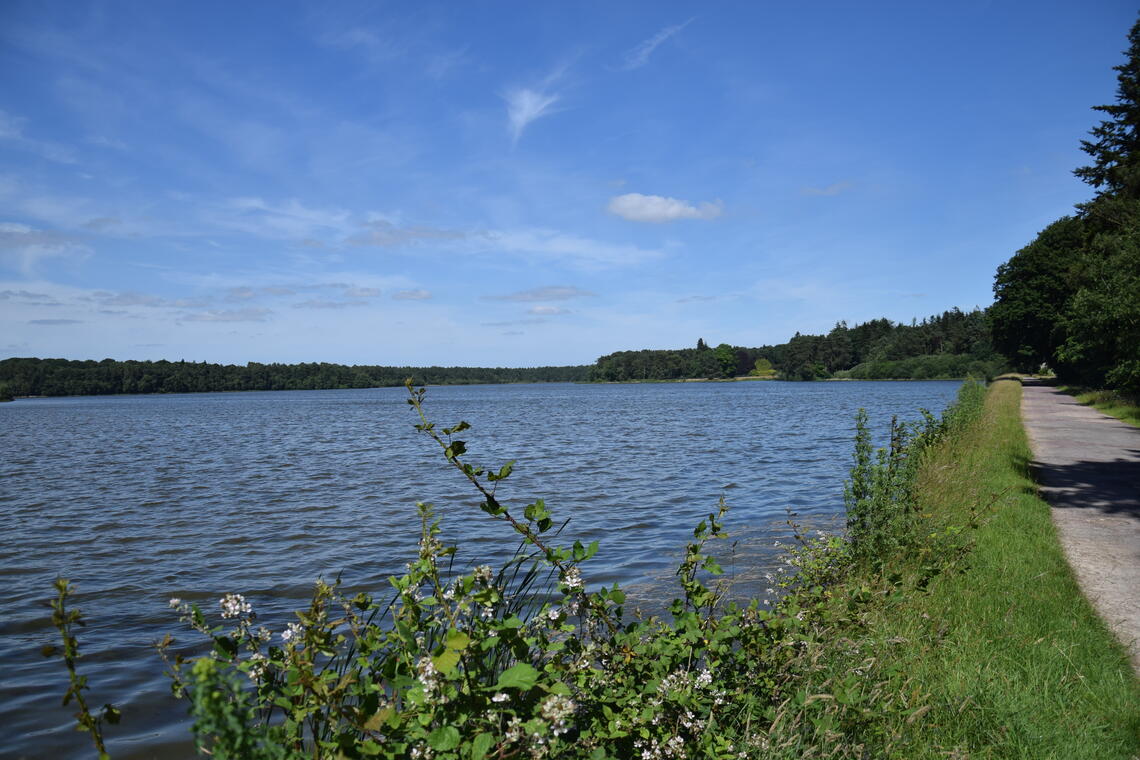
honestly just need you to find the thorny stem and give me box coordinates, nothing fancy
[405,379,616,635]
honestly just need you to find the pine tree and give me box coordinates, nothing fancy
[1074,16,1140,201]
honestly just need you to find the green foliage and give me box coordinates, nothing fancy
[59,380,823,758]
[0,358,591,397]
[989,216,1086,372]
[590,309,997,382]
[49,379,1137,758]
[1074,16,1140,201]
[748,358,776,377]
[844,382,986,565]
[42,579,120,760]
[805,379,1140,758]
[992,15,1140,392]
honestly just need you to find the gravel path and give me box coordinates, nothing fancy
[1019,379,1140,674]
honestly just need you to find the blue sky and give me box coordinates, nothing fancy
[1,1,1135,366]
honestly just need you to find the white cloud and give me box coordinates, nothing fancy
[801,181,853,197]
[292,299,367,309]
[344,286,381,298]
[392,288,431,301]
[607,193,722,223]
[0,110,77,164]
[0,222,91,273]
[487,285,594,302]
[527,305,570,316]
[182,308,272,322]
[503,87,560,143]
[486,229,661,269]
[29,318,83,325]
[622,19,694,70]
[348,219,464,247]
[221,197,353,240]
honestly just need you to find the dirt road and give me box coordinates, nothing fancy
[1019,379,1140,674]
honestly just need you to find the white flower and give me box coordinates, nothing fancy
[247,652,267,682]
[219,593,252,619]
[561,567,584,592]
[168,597,182,609]
[492,692,510,703]
[473,565,494,584]
[540,694,576,737]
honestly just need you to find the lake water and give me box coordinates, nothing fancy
[0,380,962,759]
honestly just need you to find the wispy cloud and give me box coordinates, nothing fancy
[292,299,367,310]
[392,288,432,301]
[220,197,353,240]
[485,229,660,269]
[0,222,92,274]
[344,286,381,298]
[621,19,694,70]
[527,305,571,316]
[607,193,722,223]
[29,318,83,325]
[503,87,560,143]
[347,219,465,247]
[182,308,272,322]
[487,285,594,302]
[801,181,854,197]
[0,110,78,164]
[426,46,470,79]
[502,64,570,143]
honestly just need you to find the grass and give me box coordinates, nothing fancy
[1058,385,1140,427]
[790,377,1140,758]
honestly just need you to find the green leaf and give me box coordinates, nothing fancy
[432,648,461,675]
[496,663,539,690]
[471,732,494,760]
[427,725,461,752]
[446,629,471,651]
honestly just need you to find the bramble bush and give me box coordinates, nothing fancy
[47,379,987,759]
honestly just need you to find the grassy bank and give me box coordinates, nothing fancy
[788,378,1140,758]
[1059,385,1140,427]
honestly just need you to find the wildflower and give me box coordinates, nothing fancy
[560,566,584,592]
[415,656,440,692]
[281,623,303,643]
[219,593,252,619]
[492,692,510,703]
[256,626,271,642]
[168,597,182,609]
[247,652,267,682]
[473,565,494,584]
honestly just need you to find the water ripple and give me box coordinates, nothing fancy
[0,380,961,759]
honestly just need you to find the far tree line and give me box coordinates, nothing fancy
[588,308,1002,383]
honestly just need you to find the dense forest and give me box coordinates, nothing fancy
[990,18,1140,393]
[589,308,1002,382]
[0,358,590,398]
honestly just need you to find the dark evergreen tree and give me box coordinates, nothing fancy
[1074,17,1140,202]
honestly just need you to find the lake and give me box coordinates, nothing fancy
[0,380,962,759]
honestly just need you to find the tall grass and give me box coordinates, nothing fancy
[783,378,1140,758]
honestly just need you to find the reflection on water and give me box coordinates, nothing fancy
[0,380,960,759]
